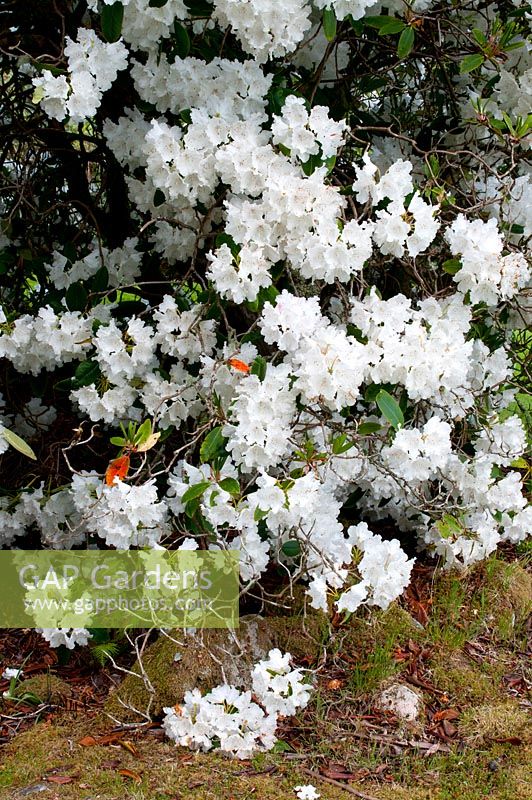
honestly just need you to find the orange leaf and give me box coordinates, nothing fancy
[228,358,250,373]
[118,769,142,783]
[105,454,130,486]
[79,735,98,747]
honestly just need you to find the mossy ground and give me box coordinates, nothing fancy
[0,552,530,800]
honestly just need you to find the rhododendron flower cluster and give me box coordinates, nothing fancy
[163,649,312,758]
[1,0,530,757]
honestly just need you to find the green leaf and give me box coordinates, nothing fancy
[250,356,267,382]
[181,481,211,504]
[101,2,124,43]
[442,258,462,275]
[134,419,152,447]
[65,282,88,312]
[379,19,406,35]
[1,428,37,460]
[460,53,485,74]
[149,0,168,6]
[364,15,399,30]
[218,477,240,496]
[172,21,191,58]
[357,421,382,435]
[153,188,166,207]
[322,7,337,41]
[397,26,415,58]
[376,389,404,430]
[281,540,301,558]
[510,457,528,469]
[254,507,269,521]
[74,360,100,387]
[472,28,487,46]
[435,514,464,539]
[92,266,109,293]
[332,433,354,454]
[110,437,126,447]
[200,426,226,463]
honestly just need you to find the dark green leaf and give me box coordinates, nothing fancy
[379,19,406,34]
[322,7,337,41]
[153,189,166,207]
[65,282,88,312]
[92,266,109,293]
[250,356,267,381]
[218,477,240,495]
[460,53,485,74]
[332,433,354,454]
[181,481,211,504]
[364,15,400,29]
[172,21,191,58]
[357,421,382,435]
[281,540,301,558]
[397,26,415,58]
[200,426,226,463]
[74,360,100,387]
[149,0,168,6]
[376,389,404,430]
[101,2,124,43]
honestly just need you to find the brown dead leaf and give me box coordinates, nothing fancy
[118,768,142,783]
[79,732,126,747]
[79,736,98,747]
[119,740,141,758]
[432,709,460,722]
[320,762,355,781]
[46,776,74,785]
[326,679,345,690]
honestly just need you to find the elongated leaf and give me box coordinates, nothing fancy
[364,15,399,29]
[332,433,354,454]
[357,421,382,435]
[181,481,211,504]
[460,53,484,74]
[379,19,406,34]
[135,432,160,453]
[322,7,337,41]
[376,389,404,430]
[200,426,226,463]
[1,428,37,460]
[65,281,88,312]
[134,419,152,447]
[172,21,191,58]
[101,2,124,43]
[397,26,415,58]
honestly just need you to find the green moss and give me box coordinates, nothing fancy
[12,673,73,705]
[430,650,501,706]
[105,614,328,722]
[459,701,531,744]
